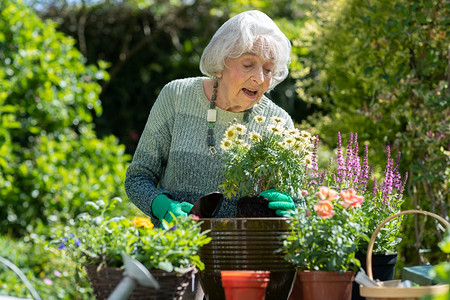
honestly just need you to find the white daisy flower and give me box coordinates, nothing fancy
[249,132,262,143]
[220,139,233,151]
[254,115,266,124]
[288,128,300,136]
[300,130,311,138]
[270,116,285,126]
[304,157,312,165]
[234,124,247,135]
[268,125,283,136]
[283,137,295,145]
[224,126,237,140]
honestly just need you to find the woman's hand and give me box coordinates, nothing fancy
[152,194,193,223]
[259,189,295,217]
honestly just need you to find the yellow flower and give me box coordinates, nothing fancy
[131,217,154,229]
[254,115,266,124]
[220,139,233,151]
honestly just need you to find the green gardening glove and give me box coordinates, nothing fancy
[259,189,295,217]
[151,194,193,223]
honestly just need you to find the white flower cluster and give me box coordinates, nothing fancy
[220,115,314,165]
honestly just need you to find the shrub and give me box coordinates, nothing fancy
[0,0,131,236]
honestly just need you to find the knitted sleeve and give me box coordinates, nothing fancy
[124,82,175,217]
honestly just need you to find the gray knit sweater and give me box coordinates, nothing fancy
[125,77,294,226]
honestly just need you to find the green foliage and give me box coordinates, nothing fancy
[284,187,365,272]
[219,116,314,199]
[54,197,211,273]
[0,0,131,236]
[294,0,449,264]
[0,234,93,300]
[425,229,450,300]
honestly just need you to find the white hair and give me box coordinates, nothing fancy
[199,10,292,90]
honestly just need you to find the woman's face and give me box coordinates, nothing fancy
[217,51,274,112]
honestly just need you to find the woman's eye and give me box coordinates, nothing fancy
[243,65,253,69]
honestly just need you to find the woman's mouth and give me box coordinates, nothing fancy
[242,88,258,97]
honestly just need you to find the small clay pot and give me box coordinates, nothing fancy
[236,196,278,218]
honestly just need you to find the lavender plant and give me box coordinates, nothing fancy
[305,132,408,254]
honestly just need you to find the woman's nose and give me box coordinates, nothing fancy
[251,67,264,84]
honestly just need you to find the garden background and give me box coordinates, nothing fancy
[0,0,448,298]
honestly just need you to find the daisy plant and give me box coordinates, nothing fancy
[219,115,314,200]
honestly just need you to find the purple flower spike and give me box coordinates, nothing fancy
[310,135,320,178]
[336,132,345,183]
[372,177,378,198]
[345,132,354,184]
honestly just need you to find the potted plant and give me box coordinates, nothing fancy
[55,197,211,300]
[293,132,408,300]
[198,116,315,300]
[219,115,315,208]
[283,186,367,300]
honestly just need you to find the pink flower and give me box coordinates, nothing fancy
[191,214,200,221]
[340,188,364,208]
[301,189,309,197]
[314,200,335,219]
[316,186,339,201]
[44,278,53,285]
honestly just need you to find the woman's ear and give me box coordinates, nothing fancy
[215,72,222,79]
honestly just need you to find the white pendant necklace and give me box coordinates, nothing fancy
[206,78,253,155]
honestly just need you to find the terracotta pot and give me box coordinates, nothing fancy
[198,218,296,300]
[221,270,270,300]
[290,270,355,300]
[351,253,397,300]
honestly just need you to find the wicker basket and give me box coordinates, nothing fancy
[86,264,195,300]
[360,210,449,300]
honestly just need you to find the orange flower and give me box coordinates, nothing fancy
[340,188,364,209]
[131,217,154,229]
[314,200,335,219]
[316,186,339,201]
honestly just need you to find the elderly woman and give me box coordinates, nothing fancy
[125,10,295,227]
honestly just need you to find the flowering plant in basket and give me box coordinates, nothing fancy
[219,115,315,199]
[283,186,366,272]
[55,197,211,273]
[305,132,408,254]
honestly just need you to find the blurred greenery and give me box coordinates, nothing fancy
[0,0,448,298]
[292,0,449,268]
[0,0,132,239]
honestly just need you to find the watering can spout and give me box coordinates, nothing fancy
[107,252,159,300]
